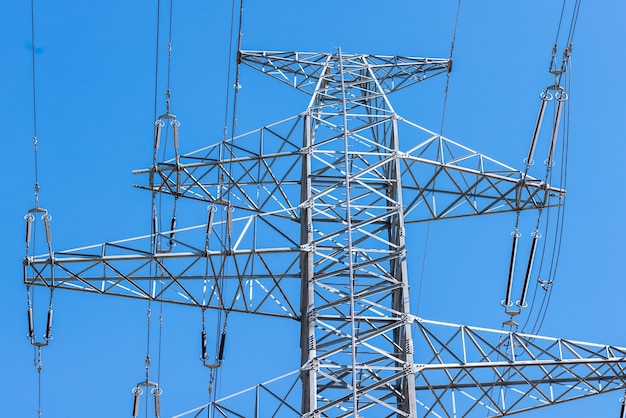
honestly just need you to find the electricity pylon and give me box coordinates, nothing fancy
[24,50,626,416]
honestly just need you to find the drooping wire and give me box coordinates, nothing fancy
[153,0,177,407]
[222,0,238,142]
[30,0,40,208]
[566,0,582,47]
[438,0,462,137]
[152,0,162,131]
[553,0,567,52]
[225,0,245,204]
[139,0,174,415]
[206,2,245,412]
[145,0,162,403]
[27,1,54,415]
[166,0,174,115]
[416,0,461,316]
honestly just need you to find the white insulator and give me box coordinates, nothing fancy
[205,207,215,252]
[172,120,180,151]
[44,308,53,340]
[25,213,34,243]
[154,392,161,418]
[546,99,564,168]
[169,217,176,247]
[504,232,519,308]
[27,307,34,340]
[153,120,163,150]
[153,387,161,418]
[519,234,540,308]
[526,96,547,167]
[226,206,233,236]
[131,387,142,417]
[42,213,52,244]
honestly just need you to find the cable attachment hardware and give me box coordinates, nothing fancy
[554,89,568,102]
[538,278,553,291]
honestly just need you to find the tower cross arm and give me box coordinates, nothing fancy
[412,318,626,416]
[239,50,451,94]
[22,223,303,319]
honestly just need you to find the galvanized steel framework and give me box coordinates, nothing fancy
[23,50,626,416]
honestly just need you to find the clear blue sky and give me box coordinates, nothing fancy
[3,1,625,417]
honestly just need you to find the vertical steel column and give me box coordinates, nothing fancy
[300,111,317,414]
[389,115,418,416]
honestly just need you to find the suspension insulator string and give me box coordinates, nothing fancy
[545,93,565,170]
[514,0,578,335]
[168,213,176,248]
[131,305,163,418]
[202,310,229,369]
[27,296,35,344]
[201,309,207,362]
[205,205,216,254]
[168,197,178,250]
[130,380,161,418]
[44,291,53,341]
[217,311,229,363]
[503,229,520,311]
[25,288,54,347]
[517,231,540,308]
[24,209,55,349]
[226,204,233,250]
[524,90,550,172]
[131,386,142,418]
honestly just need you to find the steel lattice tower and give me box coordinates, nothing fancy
[24,50,626,417]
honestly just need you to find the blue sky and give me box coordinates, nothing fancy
[3,1,626,417]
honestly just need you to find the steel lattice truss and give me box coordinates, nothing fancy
[173,319,626,417]
[23,50,625,416]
